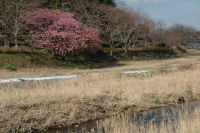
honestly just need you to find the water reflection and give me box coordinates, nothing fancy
[46,103,199,133]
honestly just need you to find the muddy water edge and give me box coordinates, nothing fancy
[45,102,200,133]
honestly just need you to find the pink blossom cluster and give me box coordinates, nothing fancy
[21,8,101,56]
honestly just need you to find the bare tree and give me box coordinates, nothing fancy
[67,0,166,55]
[0,0,44,48]
[68,0,121,56]
[150,20,166,46]
[114,9,153,53]
[165,24,196,47]
[103,8,121,56]
[117,10,137,54]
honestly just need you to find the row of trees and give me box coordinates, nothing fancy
[66,0,198,55]
[66,0,154,55]
[0,0,47,47]
[0,0,199,56]
[165,24,197,46]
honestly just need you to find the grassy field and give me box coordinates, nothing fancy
[1,62,200,132]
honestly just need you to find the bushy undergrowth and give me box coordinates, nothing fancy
[4,64,16,71]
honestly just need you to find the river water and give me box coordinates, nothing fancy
[0,67,178,83]
[46,103,200,133]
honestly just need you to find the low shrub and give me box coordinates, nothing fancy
[176,45,187,52]
[154,99,162,104]
[26,56,34,62]
[4,64,17,71]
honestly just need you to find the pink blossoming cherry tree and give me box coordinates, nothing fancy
[21,8,101,56]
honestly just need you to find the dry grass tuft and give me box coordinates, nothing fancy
[179,63,197,71]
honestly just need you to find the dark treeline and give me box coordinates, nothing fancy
[0,0,199,56]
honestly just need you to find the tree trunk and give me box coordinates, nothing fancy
[4,38,9,47]
[14,36,18,49]
[133,38,137,48]
[14,20,19,49]
[110,43,113,56]
[52,52,55,57]
[124,44,128,54]
[145,39,147,46]
[133,41,136,48]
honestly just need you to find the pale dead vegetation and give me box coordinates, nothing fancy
[188,49,200,55]
[1,63,200,132]
[0,46,36,53]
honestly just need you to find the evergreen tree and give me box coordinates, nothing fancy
[99,0,116,6]
[48,0,59,9]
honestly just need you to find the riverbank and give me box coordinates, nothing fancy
[1,53,199,79]
[0,46,182,71]
[1,63,200,132]
[78,103,200,133]
[47,102,200,133]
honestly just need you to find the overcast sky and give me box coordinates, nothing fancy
[119,0,200,30]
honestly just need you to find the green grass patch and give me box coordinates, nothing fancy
[4,64,17,71]
[26,56,34,62]
[154,99,163,104]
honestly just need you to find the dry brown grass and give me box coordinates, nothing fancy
[1,64,200,132]
[112,47,171,53]
[188,49,200,55]
[0,46,35,53]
